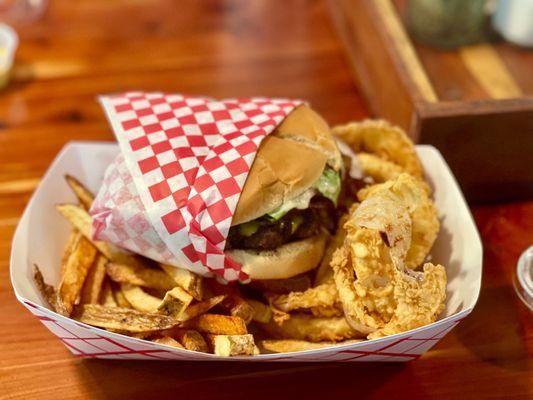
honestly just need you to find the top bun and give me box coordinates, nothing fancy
[232,105,342,226]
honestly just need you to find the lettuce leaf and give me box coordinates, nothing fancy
[314,168,341,205]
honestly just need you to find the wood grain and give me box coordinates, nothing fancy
[459,44,523,99]
[1,1,531,399]
[329,0,533,203]
[374,0,437,102]
[329,0,416,131]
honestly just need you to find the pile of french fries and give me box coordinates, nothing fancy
[35,176,364,356]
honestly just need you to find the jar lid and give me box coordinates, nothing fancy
[515,246,533,311]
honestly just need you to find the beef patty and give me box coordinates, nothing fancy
[226,196,336,251]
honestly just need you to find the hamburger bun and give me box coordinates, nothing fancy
[226,231,329,280]
[232,105,342,226]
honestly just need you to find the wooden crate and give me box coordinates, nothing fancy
[329,0,533,204]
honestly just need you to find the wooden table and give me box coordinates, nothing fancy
[0,1,531,399]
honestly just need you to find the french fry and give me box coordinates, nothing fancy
[112,284,133,308]
[33,264,58,312]
[173,329,209,353]
[121,283,161,313]
[261,339,363,353]
[207,334,255,357]
[160,264,203,300]
[65,175,94,210]
[74,304,178,332]
[249,274,311,294]
[106,262,176,291]
[269,283,339,313]
[184,314,247,335]
[108,330,153,340]
[157,286,193,319]
[179,295,225,322]
[80,254,107,304]
[259,313,364,342]
[56,236,98,316]
[229,299,254,324]
[56,204,139,266]
[152,336,185,349]
[247,299,272,323]
[100,279,117,306]
[207,281,254,323]
[61,231,81,277]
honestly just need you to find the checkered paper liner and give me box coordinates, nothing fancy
[20,299,468,361]
[92,93,302,282]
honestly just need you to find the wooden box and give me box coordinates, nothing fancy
[329,0,533,204]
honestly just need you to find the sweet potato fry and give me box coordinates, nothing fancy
[261,339,363,353]
[259,313,364,342]
[184,314,247,335]
[33,264,58,311]
[121,283,161,313]
[74,304,178,332]
[152,336,184,349]
[56,236,98,316]
[207,334,255,356]
[157,286,193,318]
[179,295,225,322]
[80,254,107,304]
[65,175,94,210]
[247,299,272,323]
[249,274,311,294]
[160,264,203,300]
[106,262,176,291]
[56,204,140,266]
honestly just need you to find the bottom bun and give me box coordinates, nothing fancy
[227,232,329,280]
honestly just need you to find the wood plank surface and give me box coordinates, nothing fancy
[0,1,531,399]
[393,0,533,101]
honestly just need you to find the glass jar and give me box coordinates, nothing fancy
[407,0,490,48]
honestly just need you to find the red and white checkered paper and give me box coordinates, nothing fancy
[21,299,466,361]
[91,93,302,282]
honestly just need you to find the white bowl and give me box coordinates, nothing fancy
[10,142,482,361]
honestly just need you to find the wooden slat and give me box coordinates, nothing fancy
[329,0,416,131]
[374,0,437,102]
[460,44,523,99]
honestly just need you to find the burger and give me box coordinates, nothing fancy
[225,105,343,280]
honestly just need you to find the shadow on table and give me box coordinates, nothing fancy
[75,360,415,399]
[454,284,530,372]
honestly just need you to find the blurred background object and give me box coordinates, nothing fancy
[493,0,533,47]
[515,246,533,311]
[407,0,491,48]
[0,23,17,88]
[0,0,47,24]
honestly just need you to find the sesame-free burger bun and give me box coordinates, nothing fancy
[232,105,342,226]
[226,231,329,280]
